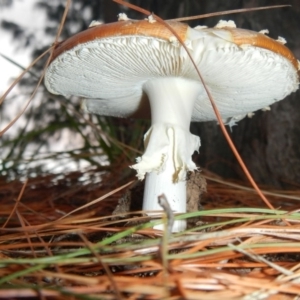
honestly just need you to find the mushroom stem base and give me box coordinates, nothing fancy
[144,168,187,232]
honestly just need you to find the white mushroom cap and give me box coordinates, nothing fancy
[45,19,299,122]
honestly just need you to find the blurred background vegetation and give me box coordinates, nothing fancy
[1,0,300,188]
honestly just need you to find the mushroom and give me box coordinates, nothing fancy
[45,17,300,232]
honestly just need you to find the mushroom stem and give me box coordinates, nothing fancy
[131,77,202,232]
[144,156,186,232]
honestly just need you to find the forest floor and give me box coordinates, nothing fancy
[1,165,300,300]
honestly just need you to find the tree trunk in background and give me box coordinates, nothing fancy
[139,0,300,188]
[116,0,300,188]
[102,0,120,23]
[189,0,300,188]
